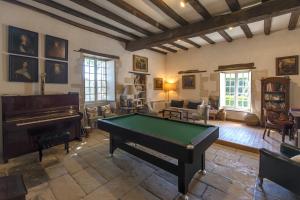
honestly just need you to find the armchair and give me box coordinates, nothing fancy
[258,143,300,196]
[191,105,210,124]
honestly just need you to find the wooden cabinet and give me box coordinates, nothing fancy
[261,77,290,125]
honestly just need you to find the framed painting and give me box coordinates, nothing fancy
[182,75,195,89]
[45,60,68,84]
[8,26,38,57]
[45,35,68,61]
[276,55,298,76]
[133,55,148,72]
[9,55,38,82]
[153,78,163,90]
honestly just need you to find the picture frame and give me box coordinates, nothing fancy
[276,55,299,76]
[133,55,148,72]
[153,78,163,90]
[45,60,68,84]
[45,35,68,61]
[8,26,38,57]
[182,75,195,89]
[9,55,38,82]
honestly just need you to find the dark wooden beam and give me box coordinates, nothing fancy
[200,35,215,44]
[33,0,140,39]
[158,45,177,53]
[148,48,168,55]
[149,0,189,26]
[70,0,152,36]
[218,30,233,42]
[126,0,300,51]
[187,0,211,19]
[264,17,272,35]
[3,0,128,43]
[288,11,300,30]
[225,0,253,38]
[109,0,169,31]
[181,39,201,48]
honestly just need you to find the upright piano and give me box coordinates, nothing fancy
[0,94,82,163]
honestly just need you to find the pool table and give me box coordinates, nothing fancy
[97,113,219,197]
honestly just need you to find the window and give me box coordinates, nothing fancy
[84,57,115,103]
[220,71,251,111]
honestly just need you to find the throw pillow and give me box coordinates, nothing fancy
[170,100,184,108]
[101,104,112,114]
[86,107,98,119]
[187,101,202,109]
[291,155,300,163]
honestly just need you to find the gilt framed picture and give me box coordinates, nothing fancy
[276,55,298,76]
[45,60,68,84]
[45,35,68,61]
[154,78,163,90]
[182,75,195,89]
[9,55,38,82]
[8,26,38,57]
[133,55,148,72]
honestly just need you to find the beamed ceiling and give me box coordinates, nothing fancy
[5,0,300,55]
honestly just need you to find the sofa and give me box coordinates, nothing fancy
[164,99,210,124]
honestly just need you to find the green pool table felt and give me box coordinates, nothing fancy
[105,114,208,145]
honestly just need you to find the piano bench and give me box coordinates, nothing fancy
[37,131,70,162]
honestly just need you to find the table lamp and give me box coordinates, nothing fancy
[123,85,137,99]
[164,82,176,101]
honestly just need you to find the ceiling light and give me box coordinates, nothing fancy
[228,27,234,30]
[180,1,186,8]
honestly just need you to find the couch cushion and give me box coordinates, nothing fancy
[291,155,300,163]
[187,101,202,109]
[170,100,184,108]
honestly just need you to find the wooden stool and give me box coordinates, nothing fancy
[0,175,27,200]
[37,131,70,162]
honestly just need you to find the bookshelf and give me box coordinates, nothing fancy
[129,71,150,105]
[261,77,290,125]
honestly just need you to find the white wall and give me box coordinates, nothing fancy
[166,28,300,120]
[0,1,166,102]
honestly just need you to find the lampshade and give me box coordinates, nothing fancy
[123,85,137,95]
[164,82,176,91]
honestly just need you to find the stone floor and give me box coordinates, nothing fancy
[0,129,259,200]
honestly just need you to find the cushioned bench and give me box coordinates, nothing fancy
[37,131,70,161]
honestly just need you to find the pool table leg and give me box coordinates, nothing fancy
[178,161,189,195]
[201,153,206,175]
[109,134,117,156]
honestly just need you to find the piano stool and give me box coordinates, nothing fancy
[0,175,27,200]
[37,131,70,162]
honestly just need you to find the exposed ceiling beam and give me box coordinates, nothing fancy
[188,0,233,42]
[33,0,140,39]
[3,0,128,42]
[109,0,169,31]
[187,0,211,19]
[218,30,233,42]
[70,0,152,36]
[225,0,253,38]
[288,10,300,30]
[149,0,189,26]
[126,0,300,51]
[264,17,272,35]
[148,48,168,55]
[158,45,177,53]
[181,38,201,48]
[170,42,188,50]
[200,35,215,44]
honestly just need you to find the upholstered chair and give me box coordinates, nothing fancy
[191,105,210,124]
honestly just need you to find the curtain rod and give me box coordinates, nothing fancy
[74,48,120,59]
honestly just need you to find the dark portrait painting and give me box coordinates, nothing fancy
[276,55,298,76]
[45,35,68,61]
[133,55,148,72]
[154,78,163,90]
[182,75,196,89]
[45,60,68,84]
[9,55,38,82]
[8,26,38,57]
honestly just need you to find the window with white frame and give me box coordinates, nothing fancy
[220,71,251,111]
[84,56,115,103]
